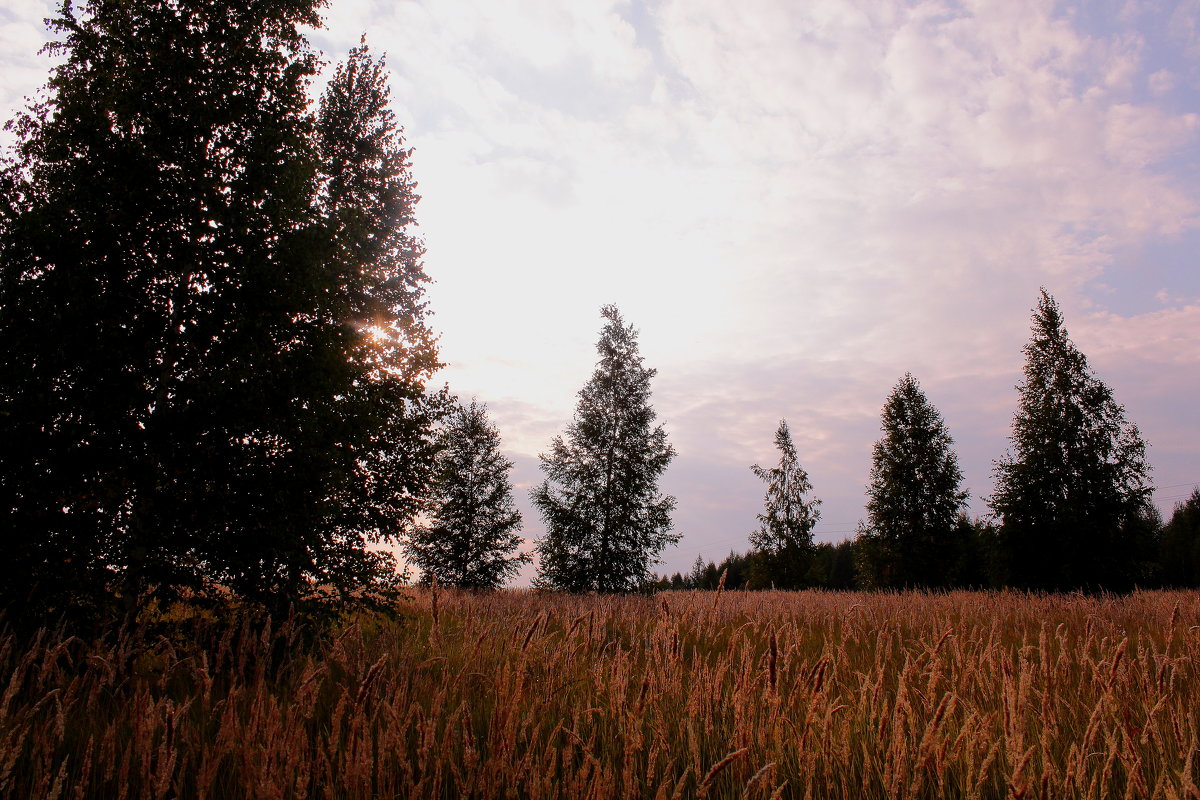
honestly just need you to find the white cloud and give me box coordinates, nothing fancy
[1078,304,1200,364]
[1149,67,1176,96]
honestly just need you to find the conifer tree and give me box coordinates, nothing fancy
[748,420,821,588]
[0,4,441,619]
[532,305,677,593]
[404,401,528,590]
[856,374,968,588]
[990,290,1153,591]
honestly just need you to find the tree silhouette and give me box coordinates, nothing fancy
[0,4,441,620]
[990,290,1153,591]
[532,306,677,592]
[856,374,968,588]
[404,401,528,590]
[748,420,821,589]
[1158,489,1200,587]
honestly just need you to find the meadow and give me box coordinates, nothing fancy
[3,589,1199,799]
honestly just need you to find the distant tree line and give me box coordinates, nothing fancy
[656,488,1198,592]
[655,292,1197,593]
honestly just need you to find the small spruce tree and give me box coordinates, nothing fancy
[990,290,1153,591]
[532,305,678,593]
[404,401,528,590]
[748,420,821,589]
[856,374,968,588]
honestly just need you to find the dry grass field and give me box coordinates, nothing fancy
[3,589,1199,799]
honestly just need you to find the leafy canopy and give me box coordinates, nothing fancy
[0,1,442,620]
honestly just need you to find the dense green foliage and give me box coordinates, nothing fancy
[659,544,857,592]
[856,374,970,589]
[0,2,441,621]
[808,539,859,589]
[747,420,821,589]
[404,401,528,589]
[1158,489,1200,587]
[990,291,1154,591]
[532,305,678,592]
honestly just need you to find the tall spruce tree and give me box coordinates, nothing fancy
[532,305,677,593]
[856,374,968,588]
[748,420,821,589]
[990,290,1152,591]
[404,401,528,590]
[0,3,441,620]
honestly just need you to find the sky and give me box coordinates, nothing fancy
[3,0,1199,581]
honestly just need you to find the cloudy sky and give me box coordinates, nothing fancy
[4,0,1199,580]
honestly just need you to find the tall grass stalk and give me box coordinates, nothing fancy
[2,590,1199,798]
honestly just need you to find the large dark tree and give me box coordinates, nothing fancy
[404,400,528,590]
[532,305,677,593]
[856,373,968,588]
[0,2,441,620]
[989,290,1153,591]
[747,419,821,589]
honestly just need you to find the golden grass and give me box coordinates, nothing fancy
[3,589,1200,799]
